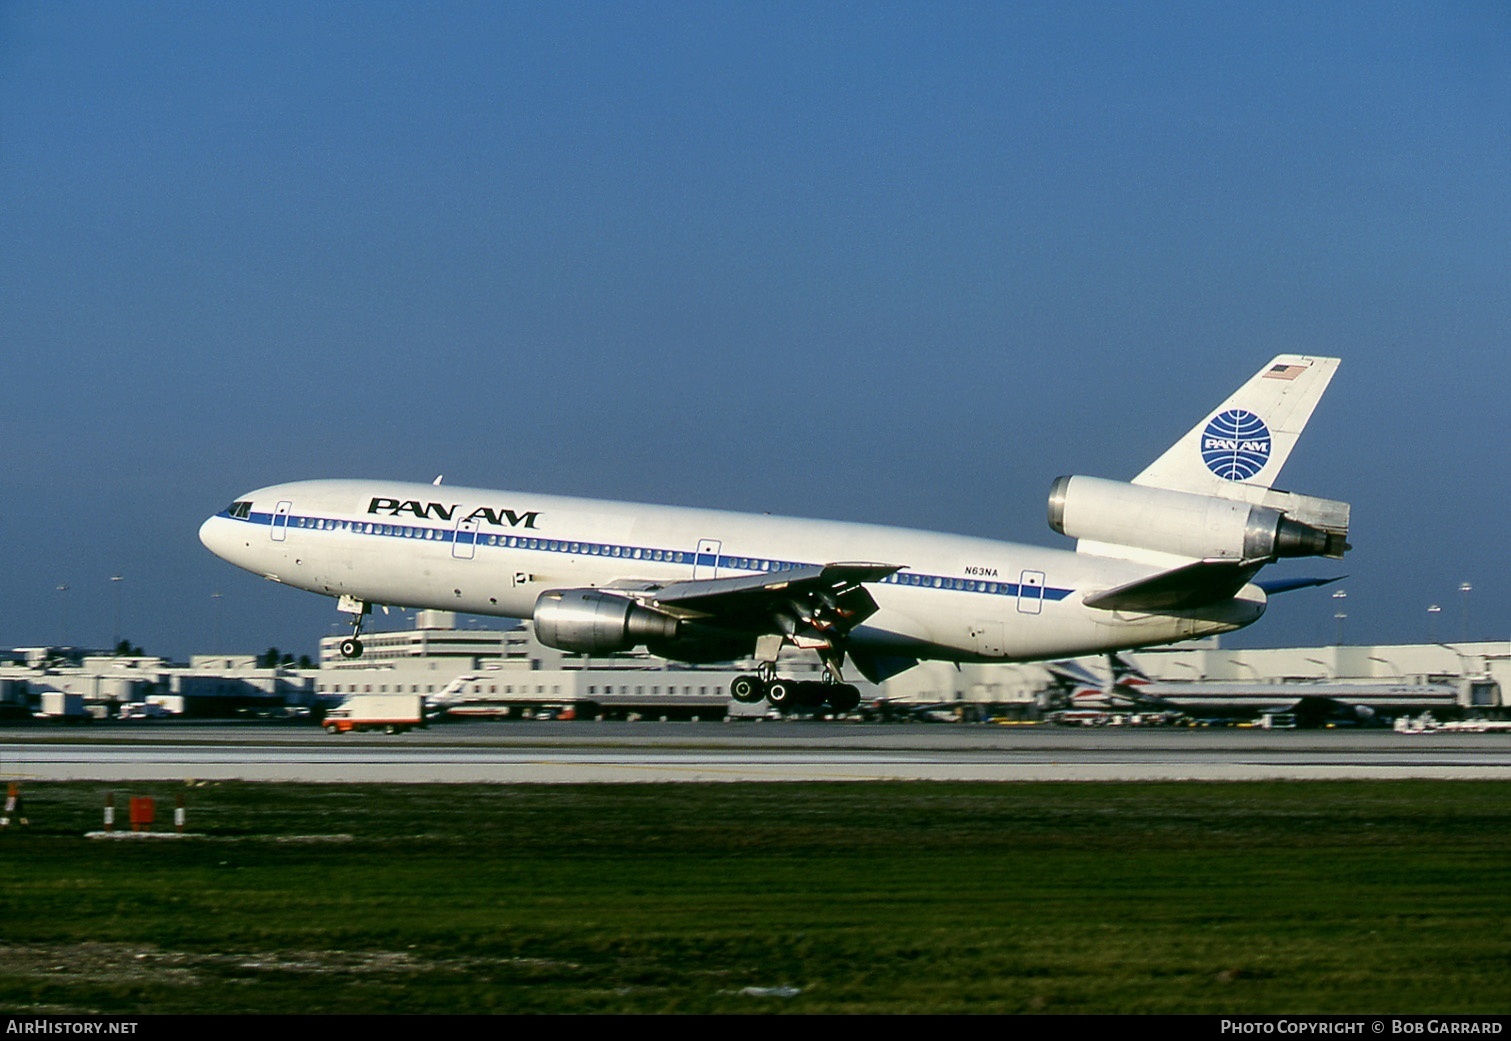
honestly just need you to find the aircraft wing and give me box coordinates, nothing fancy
[642,562,904,637]
[1283,695,1377,727]
[1082,559,1263,612]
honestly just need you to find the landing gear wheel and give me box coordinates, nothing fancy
[730,675,767,704]
[827,684,861,714]
[795,681,828,708]
[766,680,795,708]
[339,638,364,659]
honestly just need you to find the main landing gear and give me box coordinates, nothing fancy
[337,595,371,659]
[730,636,863,713]
[730,668,862,713]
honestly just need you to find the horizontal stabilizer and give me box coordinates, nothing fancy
[1083,559,1262,612]
[1254,575,1345,596]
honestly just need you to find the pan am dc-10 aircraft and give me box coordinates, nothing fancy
[201,355,1350,713]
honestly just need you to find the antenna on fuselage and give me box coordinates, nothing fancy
[432,475,444,486]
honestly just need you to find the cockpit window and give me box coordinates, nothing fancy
[227,501,253,519]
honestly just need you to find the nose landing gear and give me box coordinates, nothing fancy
[336,595,371,659]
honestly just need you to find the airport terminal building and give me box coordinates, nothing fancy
[2,609,1505,723]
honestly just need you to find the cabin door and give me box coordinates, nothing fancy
[694,539,721,580]
[1017,570,1045,614]
[452,517,479,560]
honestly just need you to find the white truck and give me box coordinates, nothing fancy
[323,694,427,734]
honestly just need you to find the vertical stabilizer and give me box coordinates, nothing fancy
[1133,355,1339,496]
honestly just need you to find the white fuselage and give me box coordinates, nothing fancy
[199,478,1266,666]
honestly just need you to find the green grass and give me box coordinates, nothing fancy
[0,781,1507,1013]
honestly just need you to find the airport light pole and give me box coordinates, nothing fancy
[1332,589,1347,645]
[1427,604,1442,643]
[1459,582,1472,642]
[211,592,223,653]
[1228,658,1259,681]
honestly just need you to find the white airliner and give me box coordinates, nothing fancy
[200,355,1350,712]
[1045,655,1458,727]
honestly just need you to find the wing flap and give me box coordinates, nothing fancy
[651,562,900,608]
[645,561,903,636]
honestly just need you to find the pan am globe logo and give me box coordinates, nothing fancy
[1201,409,1272,481]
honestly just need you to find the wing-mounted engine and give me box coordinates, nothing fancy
[533,589,680,654]
[1047,475,1350,563]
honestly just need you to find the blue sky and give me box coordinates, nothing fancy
[3,1,1507,659]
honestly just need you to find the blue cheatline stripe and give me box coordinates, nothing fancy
[221,509,1075,602]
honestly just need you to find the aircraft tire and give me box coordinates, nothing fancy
[796,682,828,708]
[766,680,795,708]
[340,638,363,659]
[730,675,766,704]
[827,684,861,714]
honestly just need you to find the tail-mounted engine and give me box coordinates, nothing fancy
[534,589,679,654]
[1047,475,1350,562]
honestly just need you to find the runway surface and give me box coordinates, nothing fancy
[3,720,1509,781]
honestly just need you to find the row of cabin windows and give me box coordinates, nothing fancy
[279,512,1048,598]
[320,684,719,696]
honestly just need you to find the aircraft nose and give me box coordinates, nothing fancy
[199,514,231,560]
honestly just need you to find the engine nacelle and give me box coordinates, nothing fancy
[533,589,679,654]
[1047,476,1349,561]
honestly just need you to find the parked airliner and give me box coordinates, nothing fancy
[200,355,1350,712]
[1045,654,1458,726]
